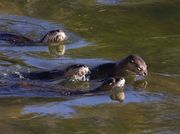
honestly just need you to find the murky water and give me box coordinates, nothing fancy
[0,0,180,133]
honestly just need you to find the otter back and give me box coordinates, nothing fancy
[0,33,34,43]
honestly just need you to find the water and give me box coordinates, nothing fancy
[0,0,180,133]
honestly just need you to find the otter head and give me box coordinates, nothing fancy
[65,64,91,81]
[41,29,67,43]
[100,77,125,91]
[126,55,148,76]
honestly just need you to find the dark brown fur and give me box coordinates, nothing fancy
[90,54,148,80]
[3,77,124,96]
[22,55,147,81]
[0,29,66,44]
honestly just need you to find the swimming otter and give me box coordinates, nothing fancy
[6,77,125,96]
[23,54,147,81]
[52,77,125,96]
[90,54,148,80]
[22,64,91,81]
[0,29,67,43]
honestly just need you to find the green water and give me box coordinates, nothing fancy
[0,0,180,133]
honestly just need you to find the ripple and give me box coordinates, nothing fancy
[0,14,91,73]
[22,90,163,118]
[96,0,122,5]
[0,14,90,48]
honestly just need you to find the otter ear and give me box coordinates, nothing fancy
[128,55,135,63]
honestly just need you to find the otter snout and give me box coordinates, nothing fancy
[126,54,148,77]
[143,70,148,76]
[137,68,148,76]
[115,77,126,88]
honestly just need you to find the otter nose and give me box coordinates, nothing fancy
[143,71,148,76]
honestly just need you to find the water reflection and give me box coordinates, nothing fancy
[133,80,148,90]
[110,88,125,102]
[96,0,121,5]
[0,14,91,71]
[48,43,65,56]
[0,0,179,133]
[22,89,162,118]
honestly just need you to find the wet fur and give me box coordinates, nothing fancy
[0,29,66,44]
[22,55,147,81]
[6,77,124,96]
[0,33,34,43]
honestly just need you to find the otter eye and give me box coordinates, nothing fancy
[130,59,134,63]
[137,67,142,71]
[109,82,113,86]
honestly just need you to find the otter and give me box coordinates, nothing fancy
[90,54,148,80]
[22,64,91,81]
[6,77,125,96]
[22,54,147,81]
[0,29,67,43]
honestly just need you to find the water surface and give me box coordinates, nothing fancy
[0,0,180,133]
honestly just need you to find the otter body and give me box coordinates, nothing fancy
[0,33,34,43]
[90,54,148,80]
[0,29,67,44]
[4,77,125,96]
[23,69,64,80]
[90,63,116,80]
[23,55,148,81]
[23,64,90,81]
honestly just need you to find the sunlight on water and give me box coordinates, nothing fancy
[0,0,179,133]
[22,90,162,118]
